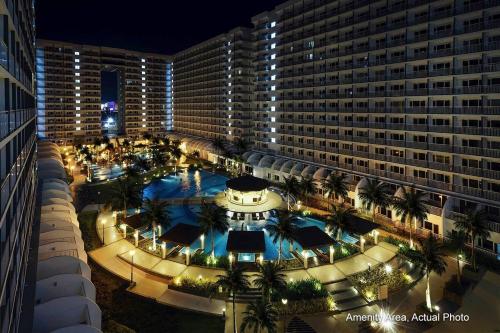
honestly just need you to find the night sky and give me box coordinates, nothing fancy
[35,0,284,55]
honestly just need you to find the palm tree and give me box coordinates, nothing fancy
[283,176,300,210]
[198,202,229,258]
[454,209,490,272]
[417,235,447,312]
[92,137,102,153]
[240,300,278,333]
[326,204,356,240]
[108,177,143,224]
[253,261,287,301]
[161,136,171,147]
[234,138,249,155]
[142,132,152,142]
[446,230,467,284]
[391,187,429,249]
[143,196,170,251]
[151,148,166,167]
[322,172,348,208]
[299,176,315,206]
[358,178,391,222]
[134,155,151,172]
[213,137,226,163]
[267,210,297,263]
[215,266,251,333]
[170,146,183,172]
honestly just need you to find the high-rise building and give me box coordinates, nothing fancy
[36,40,173,144]
[0,0,37,332]
[173,27,254,144]
[172,0,500,256]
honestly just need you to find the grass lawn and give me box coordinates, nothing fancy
[78,210,224,333]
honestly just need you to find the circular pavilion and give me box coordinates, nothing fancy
[215,174,284,225]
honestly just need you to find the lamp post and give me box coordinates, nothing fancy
[281,298,288,333]
[97,191,101,214]
[101,219,106,244]
[129,250,136,287]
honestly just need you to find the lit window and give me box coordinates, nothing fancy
[75,65,80,69]
[228,82,231,86]
[228,50,231,54]
[270,21,276,28]
[228,99,232,102]
[228,114,232,118]
[141,58,146,62]
[228,90,231,95]
[75,59,80,63]
[228,130,232,135]
[228,74,231,78]
[271,32,276,39]
[76,100,80,103]
[271,117,276,122]
[228,123,232,127]
[142,89,146,92]
[75,79,80,83]
[75,73,80,76]
[271,96,276,101]
[271,75,276,80]
[271,85,276,91]
[142,113,146,116]
[141,65,145,69]
[271,54,276,60]
[142,124,146,127]
[76,127,81,131]
[142,95,146,98]
[142,77,145,80]
[76,107,80,110]
[76,120,81,124]
[141,71,145,75]
[76,113,81,117]
[142,101,146,104]
[271,138,276,143]
[142,106,146,110]
[271,64,276,70]
[271,127,276,132]
[228,106,232,111]
[271,43,276,49]
[75,93,80,97]
[142,118,146,121]
[75,86,80,90]
[74,51,79,55]
[228,57,231,62]
[142,83,146,86]
[271,106,276,111]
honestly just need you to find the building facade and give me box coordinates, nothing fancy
[172,0,500,256]
[36,40,173,144]
[0,0,37,332]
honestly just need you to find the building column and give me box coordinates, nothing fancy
[162,242,167,259]
[134,230,139,247]
[360,236,365,253]
[303,250,308,269]
[329,245,334,264]
[186,246,191,265]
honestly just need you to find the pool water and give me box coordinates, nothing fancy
[91,164,124,181]
[144,169,228,200]
[139,169,359,261]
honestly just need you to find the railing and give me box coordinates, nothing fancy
[0,109,36,141]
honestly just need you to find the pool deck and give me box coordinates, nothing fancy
[89,207,398,315]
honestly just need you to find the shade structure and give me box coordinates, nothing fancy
[292,226,335,250]
[280,160,295,173]
[290,162,305,176]
[241,151,253,160]
[345,215,379,235]
[257,155,275,168]
[313,168,330,181]
[226,231,265,253]
[226,175,269,192]
[301,165,317,178]
[158,223,202,246]
[246,152,263,166]
[124,213,148,229]
[271,158,286,171]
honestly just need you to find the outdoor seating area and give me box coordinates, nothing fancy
[291,226,336,268]
[227,230,265,264]
[159,223,203,264]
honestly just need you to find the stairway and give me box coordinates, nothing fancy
[233,288,262,303]
[325,278,368,312]
[286,317,316,333]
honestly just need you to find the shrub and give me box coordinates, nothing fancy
[171,277,218,298]
[274,278,328,302]
[190,252,229,269]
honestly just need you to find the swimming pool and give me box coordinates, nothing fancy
[91,163,124,181]
[141,203,358,261]
[143,169,228,200]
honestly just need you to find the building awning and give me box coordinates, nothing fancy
[271,158,286,171]
[159,223,202,246]
[313,168,330,181]
[241,151,253,160]
[301,165,317,178]
[290,163,304,176]
[124,213,149,229]
[257,155,275,168]
[226,174,269,192]
[292,226,335,250]
[226,231,265,253]
[280,160,295,173]
[247,153,263,166]
[346,215,379,235]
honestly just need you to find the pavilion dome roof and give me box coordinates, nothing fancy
[226,174,269,192]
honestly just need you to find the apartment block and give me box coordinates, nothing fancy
[36,40,173,144]
[172,0,500,256]
[0,0,37,332]
[173,27,254,143]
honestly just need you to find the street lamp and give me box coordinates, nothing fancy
[129,250,136,287]
[281,298,288,333]
[101,219,106,244]
[97,191,101,213]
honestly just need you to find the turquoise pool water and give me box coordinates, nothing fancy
[91,164,124,181]
[143,169,228,200]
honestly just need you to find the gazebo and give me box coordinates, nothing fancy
[225,175,270,206]
[344,215,381,251]
[159,223,203,265]
[226,230,265,264]
[292,226,336,268]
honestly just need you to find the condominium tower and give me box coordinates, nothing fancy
[36,40,173,144]
[0,0,37,332]
[172,0,500,256]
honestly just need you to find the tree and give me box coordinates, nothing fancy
[170,146,183,171]
[240,300,278,333]
[454,209,490,272]
[391,187,429,249]
[151,148,166,167]
[446,230,467,284]
[283,176,300,211]
[143,196,170,251]
[253,261,287,301]
[416,235,447,312]
[134,155,151,172]
[161,136,171,147]
[215,266,251,333]
[107,177,143,224]
[198,202,228,258]
[267,210,297,263]
[299,176,315,206]
[326,204,356,240]
[234,138,249,155]
[213,137,226,162]
[142,132,152,141]
[322,172,348,208]
[358,178,391,222]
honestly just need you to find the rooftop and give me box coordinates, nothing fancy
[292,226,335,250]
[159,223,202,246]
[226,174,269,192]
[226,231,265,253]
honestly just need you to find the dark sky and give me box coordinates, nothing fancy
[35,0,283,55]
